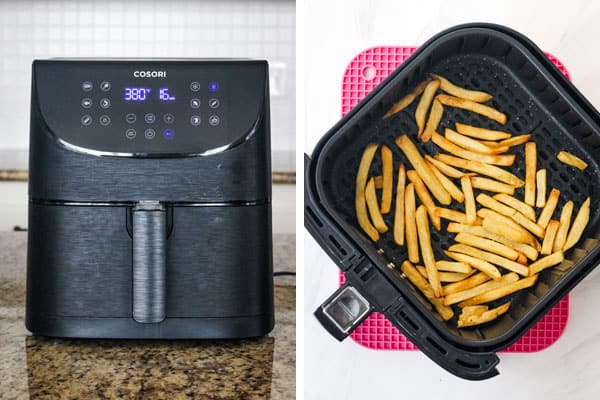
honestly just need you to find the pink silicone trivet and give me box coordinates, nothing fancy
[340,46,570,353]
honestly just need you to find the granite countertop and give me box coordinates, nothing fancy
[0,232,295,400]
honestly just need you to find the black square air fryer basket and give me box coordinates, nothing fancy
[304,23,600,380]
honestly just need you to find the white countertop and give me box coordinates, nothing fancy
[303,0,600,398]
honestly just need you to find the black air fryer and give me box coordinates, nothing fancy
[26,59,274,339]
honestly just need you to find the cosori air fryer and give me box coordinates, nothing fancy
[26,59,274,339]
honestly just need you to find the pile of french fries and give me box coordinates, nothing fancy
[356,73,591,328]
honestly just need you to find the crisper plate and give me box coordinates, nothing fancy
[339,46,571,353]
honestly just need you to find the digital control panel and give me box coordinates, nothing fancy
[33,60,267,155]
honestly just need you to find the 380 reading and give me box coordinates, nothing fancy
[124,87,176,102]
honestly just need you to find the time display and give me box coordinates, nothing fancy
[124,87,176,102]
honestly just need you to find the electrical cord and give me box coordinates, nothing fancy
[273,271,295,277]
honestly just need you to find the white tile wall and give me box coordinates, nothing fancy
[0,0,295,168]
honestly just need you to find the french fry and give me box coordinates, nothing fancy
[393,164,406,246]
[417,265,473,282]
[431,132,515,166]
[365,178,388,233]
[458,302,511,328]
[455,122,511,141]
[436,260,472,274]
[537,188,560,229]
[494,134,531,148]
[444,128,508,154]
[541,220,560,255]
[470,176,515,195]
[447,223,539,261]
[479,208,537,246]
[373,175,383,189]
[435,207,469,224]
[436,94,507,124]
[416,80,441,137]
[422,99,444,142]
[459,275,538,307]
[524,142,536,206]
[396,135,452,205]
[443,272,491,296]
[383,78,432,119]
[425,155,466,178]
[563,197,591,251]
[434,154,524,187]
[557,151,588,171]
[426,159,465,202]
[493,193,536,221]
[355,144,380,241]
[407,170,442,231]
[416,205,442,297]
[444,250,501,280]
[461,176,477,225]
[476,193,545,238]
[553,200,573,252]
[380,145,393,214]
[460,305,490,316]
[454,232,520,260]
[430,73,493,102]
[400,261,454,320]
[405,183,419,263]
[536,169,547,208]
[529,251,564,275]
[448,244,529,276]
[443,273,518,305]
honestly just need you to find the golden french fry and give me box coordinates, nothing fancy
[448,244,529,277]
[563,197,591,251]
[383,78,432,119]
[493,193,536,221]
[454,232,520,260]
[430,74,493,102]
[356,144,380,241]
[529,251,564,275]
[444,128,506,154]
[459,275,538,307]
[421,99,444,142]
[516,253,528,265]
[444,273,518,305]
[524,142,536,206]
[435,207,468,224]
[416,80,441,137]
[447,223,539,261]
[443,272,491,296]
[400,261,454,320]
[470,176,515,195]
[380,145,393,214]
[407,170,441,231]
[425,155,466,178]
[458,302,511,328]
[460,305,490,316]
[461,176,477,225]
[417,265,473,282]
[455,123,512,141]
[365,178,388,233]
[416,205,442,297]
[436,94,507,124]
[479,208,537,246]
[495,134,531,148]
[405,183,419,263]
[444,250,501,280]
[396,135,451,205]
[541,220,560,255]
[431,132,515,166]
[434,154,524,187]
[553,200,573,252]
[436,260,472,274]
[426,159,465,203]
[537,188,560,229]
[476,193,545,238]
[374,175,383,189]
[536,169,547,208]
[557,151,588,171]
[393,164,406,246]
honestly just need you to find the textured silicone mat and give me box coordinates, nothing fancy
[340,46,570,353]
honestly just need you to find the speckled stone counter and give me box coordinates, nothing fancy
[0,232,295,400]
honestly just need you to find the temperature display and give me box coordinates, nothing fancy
[159,88,176,101]
[124,87,151,101]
